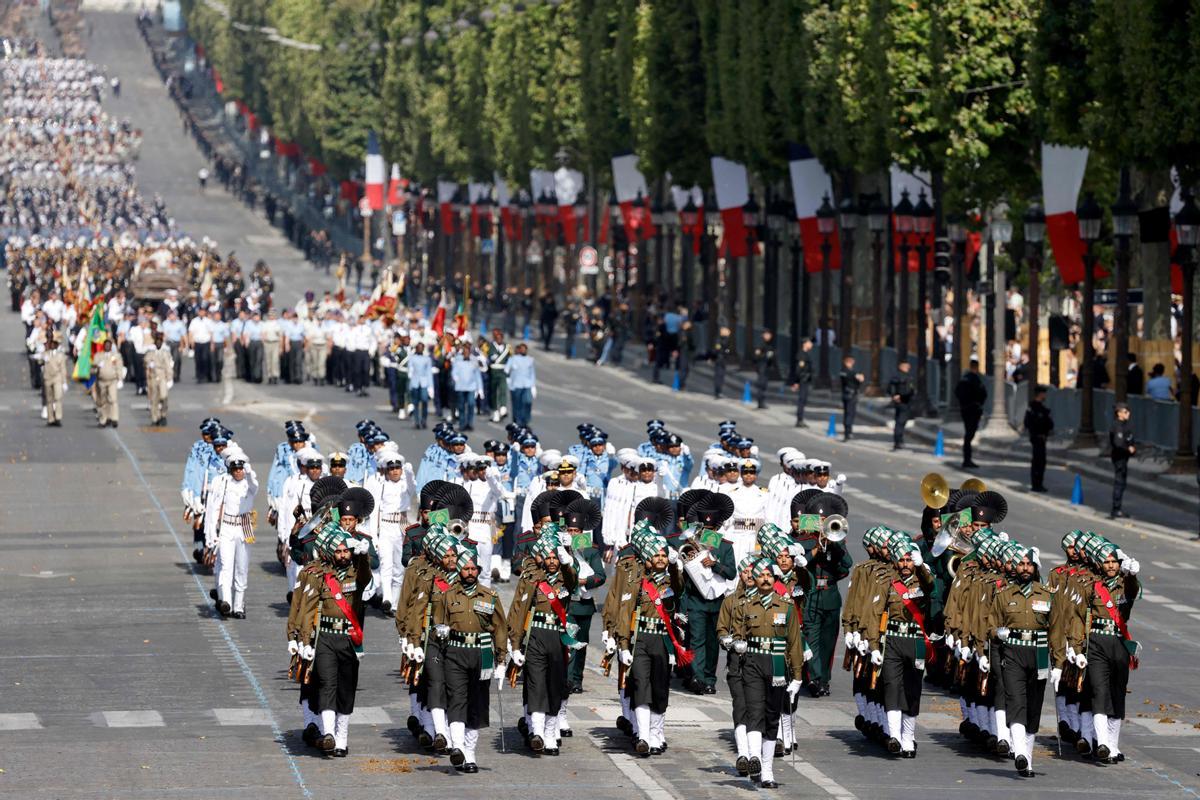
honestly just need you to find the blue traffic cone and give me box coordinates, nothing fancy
[827,414,837,437]
[480,319,488,336]
[934,429,945,457]
[523,324,532,340]
[672,372,681,392]
[1070,475,1083,505]
[742,381,754,405]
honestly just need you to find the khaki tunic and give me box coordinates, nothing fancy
[432,581,509,665]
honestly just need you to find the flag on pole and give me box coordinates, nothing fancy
[468,181,490,238]
[711,157,751,258]
[387,164,404,207]
[555,167,584,246]
[613,153,649,244]
[72,300,106,384]
[788,144,842,273]
[454,298,468,338]
[431,290,451,336]
[437,180,459,236]
[495,174,518,242]
[1041,143,1090,284]
[365,132,385,211]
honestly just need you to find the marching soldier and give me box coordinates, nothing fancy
[488,328,512,422]
[41,336,68,427]
[267,422,313,526]
[431,546,508,773]
[564,499,606,694]
[278,448,325,596]
[679,492,737,695]
[203,446,259,618]
[183,418,222,561]
[94,338,124,428]
[717,555,761,775]
[794,494,853,697]
[1047,530,1089,745]
[144,331,174,426]
[363,448,417,613]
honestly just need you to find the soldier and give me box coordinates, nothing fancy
[267,422,313,525]
[183,418,222,561]
[203,446,259,619]
[839,355,866,441]
[41,336,68,427]
[94,338,125,428]
[791,338,814,427]
[717,555,761,775]
[278,448,325,596]
[287,490,377,756]
[753,330,776,409]
[679,492,737,695]
[1024,385,1054,492]
[456,454,510,588]
[985,543,1056,777]
[713,326,733,399]
[363,448,416,613]
[304,311,329,385]
[563,499,606,694]
[729,557,806,788]
[262,308,283,384]
[886,360,915,449]
[488,328,512,422]
[144,331,174,426]
[795,493,853,697]
[431,546,509,773]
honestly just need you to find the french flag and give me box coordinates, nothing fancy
[495,174,517,242]
[468,181,490,238]
[437,180,459,236]
[386,164,404,207]
[555,167,584,245]
[612,153,649,245]
[1041,143,1090,285]
[711,156,751,258]
[788,144,841,272]
[364,131,385,211]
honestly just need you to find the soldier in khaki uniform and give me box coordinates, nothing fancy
[984,543,1057,777]
[305,315,328,385]
[262,309,283,384]
[430,547,508,773]
[41,336,68,427]
[728,557,806,788]
[94,339,125,427]
[144,331,174,425]
[843,526,896,742]
[717,555,761,775]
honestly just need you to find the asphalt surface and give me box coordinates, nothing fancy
[1,9,1199,800]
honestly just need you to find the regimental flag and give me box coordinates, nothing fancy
[431,290,451,336]
[364,132,386,211]
[613,153,650,244]
[387,164,404,207]
[454,298,468,338]
[711,157,752,258]
[890,165,935,273]
[1041,143,1092,285]
[437,180,459,236]
[72,299,106,384]
[788,143,842,273]
[555,166,584,246]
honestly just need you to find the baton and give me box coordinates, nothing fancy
[496,667,507,753]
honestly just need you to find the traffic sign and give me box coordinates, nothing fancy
[359,198,373,217]
[1095,288,1143,305]
[579,245,598,268]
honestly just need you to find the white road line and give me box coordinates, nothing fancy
[586,733,676,800]
[0,713,41,730]
[98,710,164,728]
[1190,614,1200,623]
[781,754,857,799]
[1141,593,1169,603]
[1166,603,1200,614]
[213,708,273,726]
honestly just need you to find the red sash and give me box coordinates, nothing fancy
[641,578,694,666]
[891,580,935,666]
[1093,581,1138,669]
[434,575,451,593]
[323,573,364,646]
[537,580,570,627]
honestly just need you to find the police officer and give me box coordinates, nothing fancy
[1109,403,1135,516]
[713,326,733,399]
[955,357,987,468]
[753,331,777,410]
[791,338,813,427]
[886,360,915,450]
[839,355,865,441]
[1024,385,1054,492]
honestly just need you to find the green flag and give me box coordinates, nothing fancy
[72,300,106,383]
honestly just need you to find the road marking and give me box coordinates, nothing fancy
[0,713,41,730]
[1166,603,1200,614]
[98,710,164,728]
[111,431,312,798]
[350,706,392,725]
[1141,592,1169,603]
[213,708,273,726]
[1190,614,1200,623]
[586,733,675,800]
[780,752,857,799]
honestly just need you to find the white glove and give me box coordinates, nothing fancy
[1066,645,1076,661]
[510,649,526,667]
[996,627,1010,641]
[836,473,847,485]
[870,649,883,666]
[1115,548,1127,561]
[605,636,618,654]
[978,655,990,673]
[301,643,315,661]
[434,624,450,640]
[287,640,298,655]
[531,386,538,399]
[945,634,956,650]
[556,546,571,564]
[732,639,748,655]
[558,529,571,546]
[427,386,435,399]
[787,679,803,700]
[910,549,924,568]
[959,646,973,662]
[619,648,634,666]
[721,635,735,650]
[398,637,408,651]
[667,547,680,565]
[117,380,124,388]
[167,381,173,389]
[856,640,868,656]
[803,647,814,662]
[412,648,425,664]
[851,631,862,647]
[1122,558,1140,576]
[1051,667,1062,692]
[791,547,808,569]
[844,632,855,650]
[1074,653,1087,669]
[475,388,484,400]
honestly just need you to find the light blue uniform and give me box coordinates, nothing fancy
[346,442,373,484]
[181,439,214,506]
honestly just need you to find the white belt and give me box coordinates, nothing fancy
[382,511,409,525]
[732,519,760,530]
[472,512,495,522]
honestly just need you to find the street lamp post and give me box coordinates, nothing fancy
[1023,203,1046,387]
[1111,171,1138,403]
[1074,192,1103,448]
[705,194,721,348]
[662,195,678,301]
[651,196,664,296]
[815,194,836,389]
[838,195,859,357]
[1172,193,1200,470]
[981,208,1013,437]
[865,193,888,396]
[894,189,915,362]
[913,190,935,415]
[789,232,802,382]
[742,193,761,363]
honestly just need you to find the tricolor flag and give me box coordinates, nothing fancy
[72,300,106,385]
[495,174,518,242]
[711,157,752,258]
[788,144,841,272]
[431,290,451,336]
[364,131,385,211]
[437,180,459,236]
[612,153,650,244]
[891,165,934,273]
[468,181,490,238]
[387,164,405,207]
[555,166,585,246]
[1041,143,1090,285]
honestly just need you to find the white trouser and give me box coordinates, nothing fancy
[649,711,665,748]
[431,707,449,738]
[635,706,652,745]
[377,521,404,606]
[468,521,495,587]
[558,696,571,731]
[464,727,479,762]
[334,713,350,749]
[214,533,249,612]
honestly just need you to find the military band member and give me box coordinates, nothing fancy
[755,524,810,754]
[718,555,761,775]
[794,494,853,697]
[679,492,737,695]
[431,546,508,773]
[203,446,258,618]
[564,499,606,694]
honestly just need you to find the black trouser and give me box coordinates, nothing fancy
[726,652,747,726]
[352,351,371,391]
[843,397,858,436]
[795,383,809,423]
[247,341,264,383]
[628,632,672,714]
[234,342,248,379]
[893,403,908,446]
[1031,435,1048,489]
[741,651,785,735]
[999,644,1046,731]
[442,644,491,728]
[194,342,211,382]
[315,633,360,715]
[132,352,146,392]
[713,361,726,398]
[962,409,982,463]
[1086,633,1129,718]
[685,597,721,687]
[540,318,555,350]
[1111,458,1128,512]
[756,376,769,409]
[882,636,924,715]
[168,341,182,381]
[420,638,448,712]
[522,627,567,715]
[211,343,224,382]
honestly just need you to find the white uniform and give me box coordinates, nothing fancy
[724,483,768,564]
[601,475,632,547]
[765,472,798,528]
[364,464,416,607]
[277,472,316,588]
[455,469,508,587]
[204,468,259,613]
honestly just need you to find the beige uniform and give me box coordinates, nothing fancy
[305,320,327,382]
[144,345,173,423]
[94,350,124,424]
[42,349,69,423]
[262,319,282,382]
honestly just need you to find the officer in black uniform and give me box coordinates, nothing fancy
[839,355,865,440]
[955,357,987,468]
[753,331,777,409]
[713,326,733,399]
[1109,402,1135,517]
[1023,384,1054,492]
[792,338,814,428]
[886,361,915,450]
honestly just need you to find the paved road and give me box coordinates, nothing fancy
[2,9,1199,800]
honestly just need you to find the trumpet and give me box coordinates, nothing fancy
[821,514,848,545]
[679,539,708,562]
[447,518,469,539]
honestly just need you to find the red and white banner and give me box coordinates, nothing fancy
[613,153,649,243]
[495,174,518,242]
[711,157,752,258]
[788,143,841,273]
[1041,143,1090,284]
[437,180,459,236]
[387,164,404,207]
[555,167,584,245]
[468,181,490,238]
[891,165,934,273]
[364,132,385,211]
